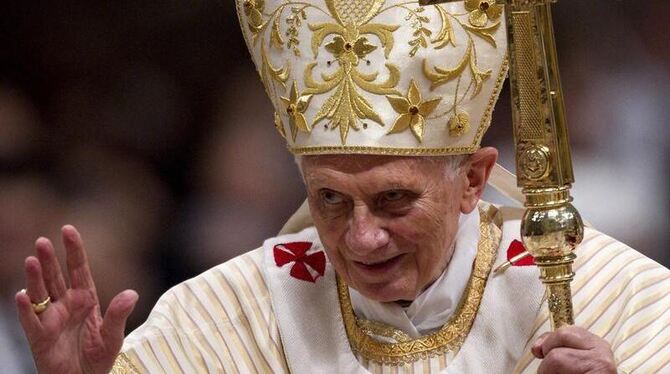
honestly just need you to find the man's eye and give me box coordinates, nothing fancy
[321,190,344,205]
[378,190,415,212]
[382,190,406,202]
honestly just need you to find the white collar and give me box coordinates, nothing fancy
[349,208,480,338]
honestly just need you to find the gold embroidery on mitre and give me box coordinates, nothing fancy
[305,12,401,144]
[274,112,286,139]
[289,56,508,156]
[236,0,507,154]
[465,0,503,28]
[242,0,265,35]
[281,81,314,141]
[260,43,289,90]
[328,0,385,26]
[337,207,500,365]
[387,80,442,143]
[448,111,471,137]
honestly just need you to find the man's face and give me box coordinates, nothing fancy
[302,155,467,302]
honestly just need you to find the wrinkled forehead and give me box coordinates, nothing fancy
[299,155,461,187]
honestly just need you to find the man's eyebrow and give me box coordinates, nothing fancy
[375,180,416,190]
[303,173,332,186]
[387,183,407,190]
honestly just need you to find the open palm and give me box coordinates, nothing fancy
[16,225,138,374]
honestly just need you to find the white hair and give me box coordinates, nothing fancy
[294,154,469,181]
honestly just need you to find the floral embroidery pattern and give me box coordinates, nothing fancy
[283,7,308,55]
[404,6,431,57]
[305,14,400,144]
[387,80,442,142]
[448,111,471,137]
[281,82,313,141]
[325,34,377,65]
[242,0,265,34]
[465,0,503,28]
[237,0,505,147]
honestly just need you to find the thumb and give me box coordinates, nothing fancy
[101,290,139,354]
[531,332,550,359]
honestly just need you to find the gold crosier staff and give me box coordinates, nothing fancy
[420,0,585,330]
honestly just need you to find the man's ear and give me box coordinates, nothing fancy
[460,147,498,214]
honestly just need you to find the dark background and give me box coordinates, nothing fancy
[1,1,668,371]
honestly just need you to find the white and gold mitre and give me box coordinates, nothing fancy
[236,0,508,155]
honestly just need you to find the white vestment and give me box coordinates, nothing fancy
[114,203,670,373]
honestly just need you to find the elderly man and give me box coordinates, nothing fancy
[16,0,670,373]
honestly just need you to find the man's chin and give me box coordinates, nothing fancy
[352,281,415,303]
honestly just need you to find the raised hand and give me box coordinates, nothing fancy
[15,225,139,374]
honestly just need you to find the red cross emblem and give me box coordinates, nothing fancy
[273,242,326,283]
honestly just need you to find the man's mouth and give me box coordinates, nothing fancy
[353,254,405,273]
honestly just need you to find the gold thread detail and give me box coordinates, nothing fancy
[290,56,508,156]
[280,81,313,141]
[237,0,508,152]
[111,353,140,374]
[290,144,480,156]
[386,79,442,143]
[337,206,500,365]
[448,111,470,137]
[465,0,503,28]
[305,15,401,144]
[356,318,413,343]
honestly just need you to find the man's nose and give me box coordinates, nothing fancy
[344,204,390,255]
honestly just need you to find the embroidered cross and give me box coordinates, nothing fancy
[273,242,326,283]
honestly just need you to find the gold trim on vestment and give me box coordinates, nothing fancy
[356,318,413,343]
[111,353,140,374]
[337,206,500,365]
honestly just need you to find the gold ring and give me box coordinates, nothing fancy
[20,289,51,314]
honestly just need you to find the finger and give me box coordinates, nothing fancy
[532,332,551,358]
[15,290,43,341]
[24,257,50,306]
[537,347,590,374]
[541,326,595,358]
[35,237,68,299]
[62,225,95,290]
[101,290,139,353]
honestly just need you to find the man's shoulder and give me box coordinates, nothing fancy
[126,247,268,339]
[121,246,290,372]
[125,226,323,341]
[573,226,670,308]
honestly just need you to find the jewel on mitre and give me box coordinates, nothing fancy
[274,242,326,282]
[507,239,535,266]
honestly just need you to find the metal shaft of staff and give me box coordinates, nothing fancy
[420,0,584,330]
[505,0,584,330]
